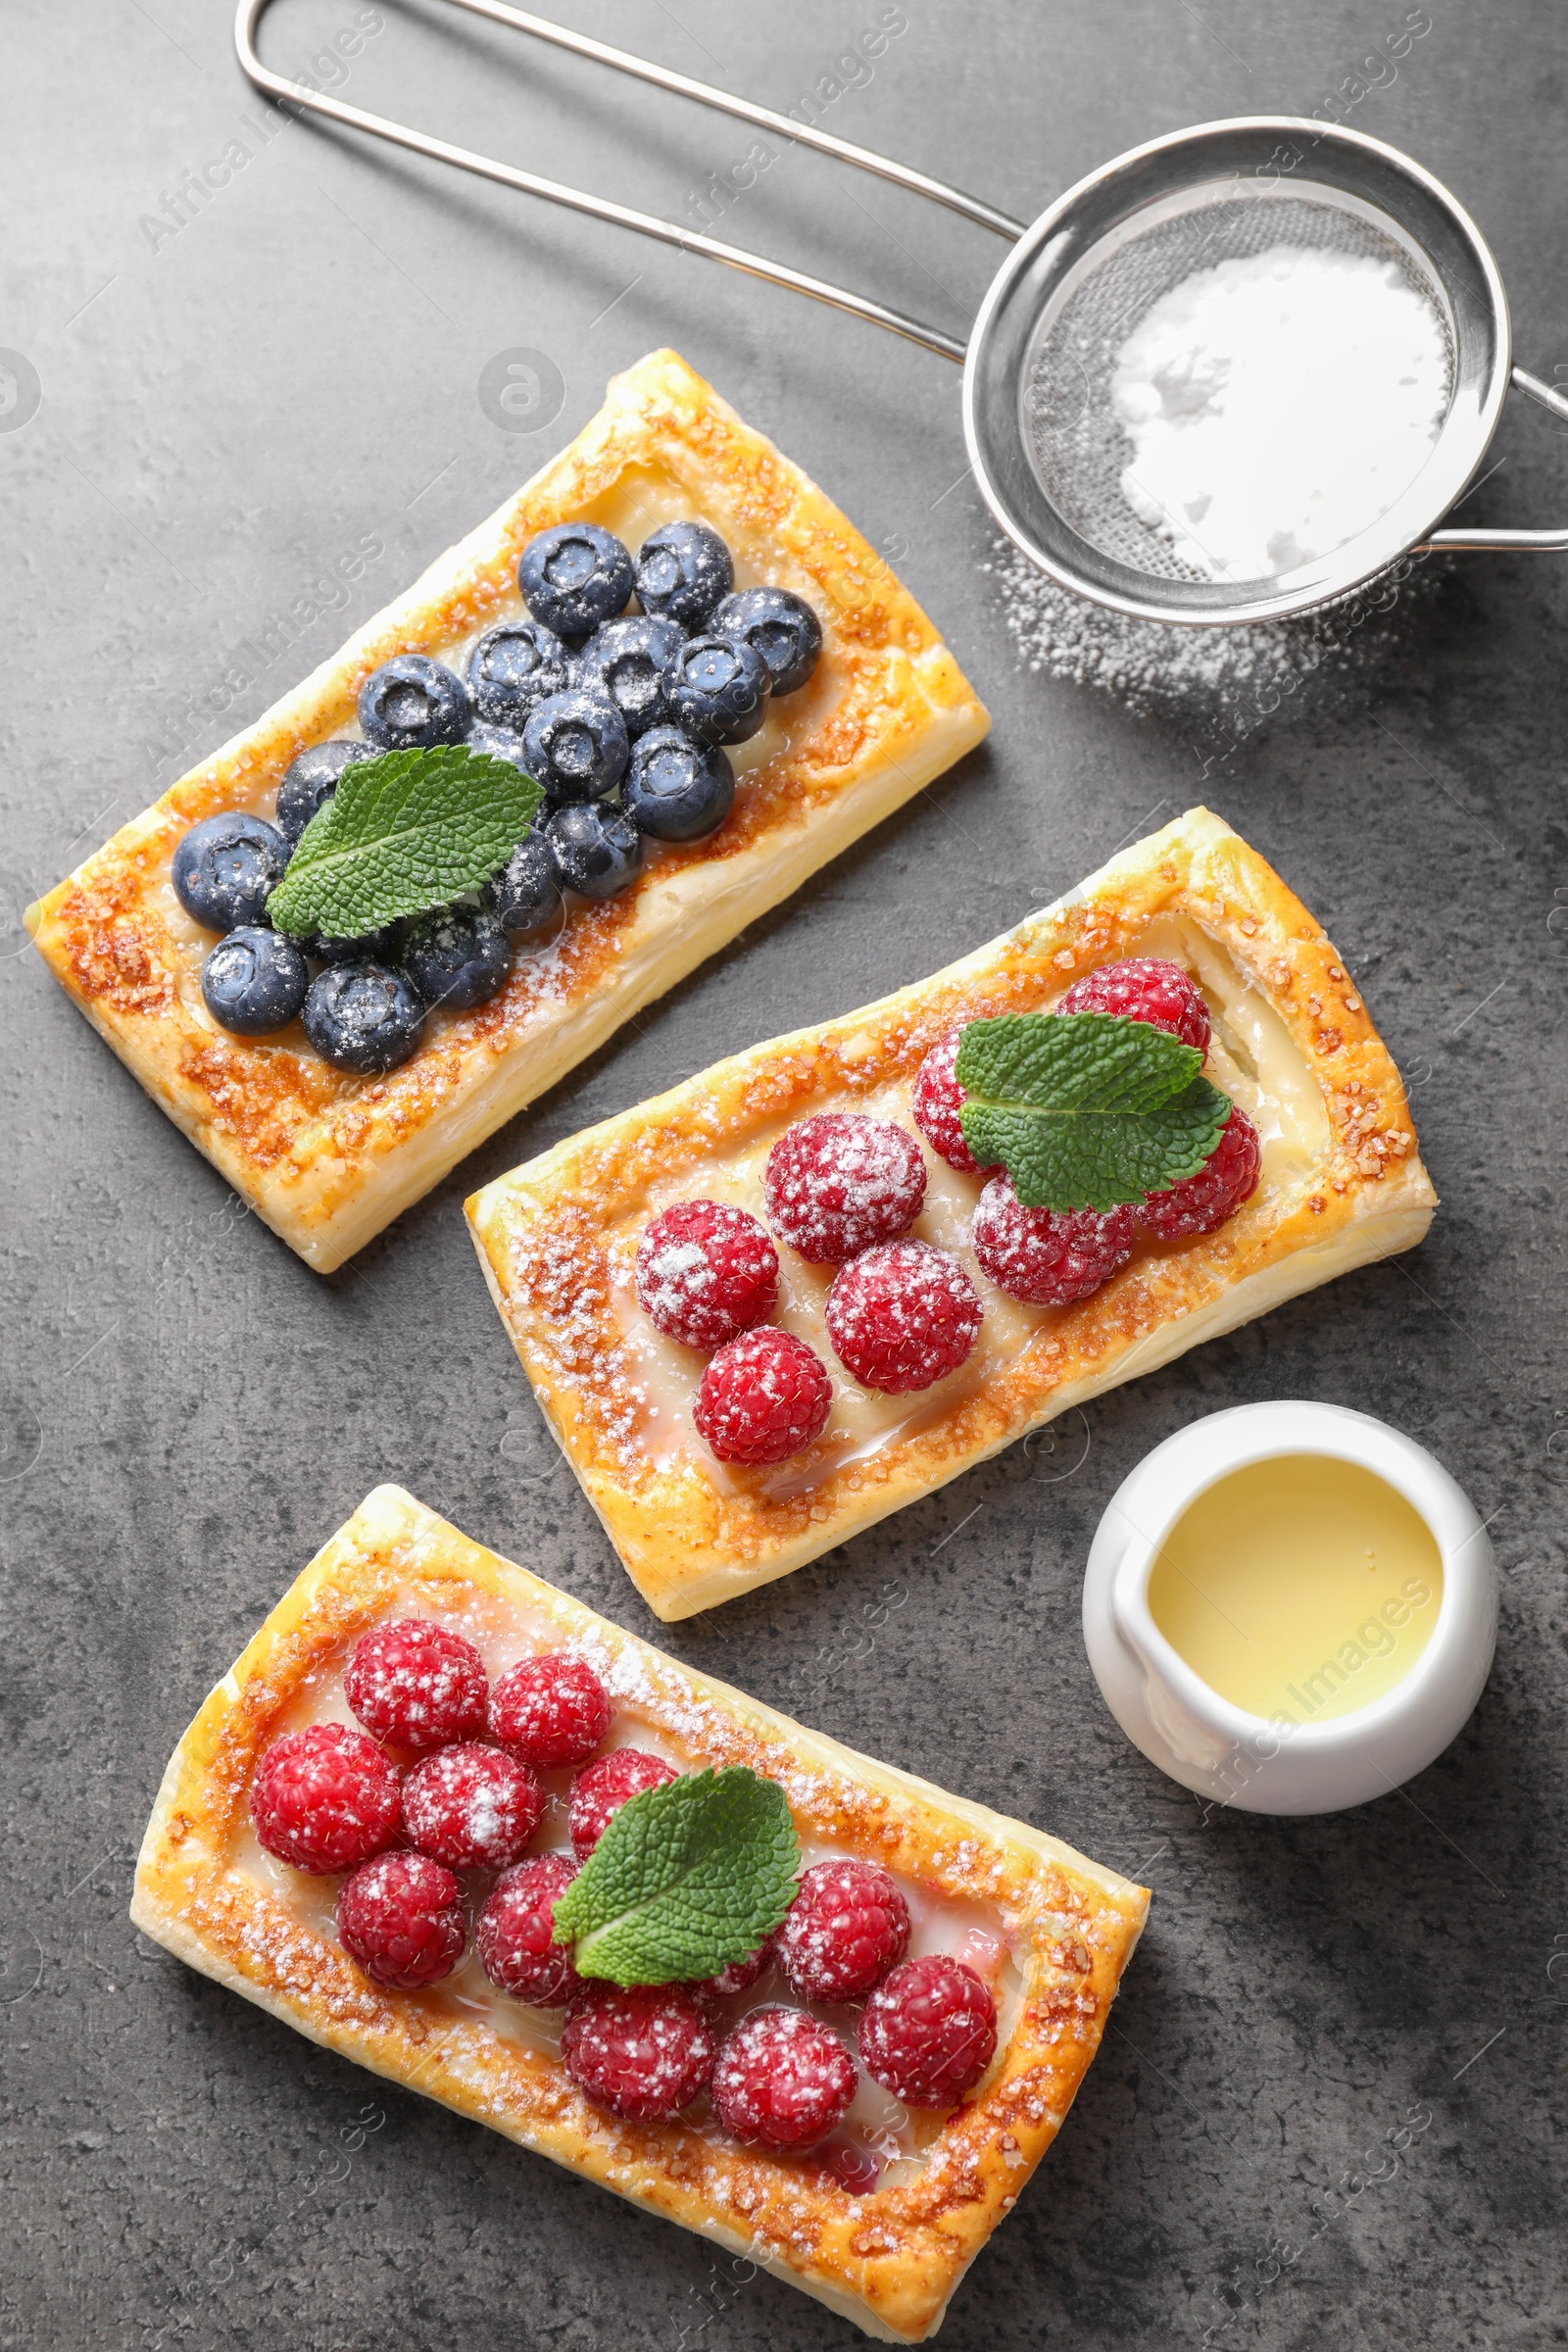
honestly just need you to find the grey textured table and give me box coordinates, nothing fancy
[5,4,1565,2345]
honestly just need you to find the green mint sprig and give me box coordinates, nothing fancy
[266,746,542,939]
[551,1765,800,1989]
[956,1011,1231,1212]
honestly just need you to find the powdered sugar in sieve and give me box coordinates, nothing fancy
[1108,243,1449,580]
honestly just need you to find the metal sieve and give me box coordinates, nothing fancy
[965,120,1568,623]
[237,0,1568,626]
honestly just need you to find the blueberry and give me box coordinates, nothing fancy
[622,725,735,843]
[400,907,513,1010]
[302,963,426,1073]
[467,619,570,728]
[200,927,309,1036]
[172,812,291,933]
[466,719,532,771]
[666,635,770,746]
[359,655,471,750]
[307,921,406,966]
[710,585,823,698]
[517,522,633,639]
[521,689,629,802]
[484,832,564,936]
[634,520,733,629]
[546,803,645,901]
[572,614,686,740]
[275,740,379,846]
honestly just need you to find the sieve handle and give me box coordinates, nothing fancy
[234,0,1024,365]
[1422,369,1568,553]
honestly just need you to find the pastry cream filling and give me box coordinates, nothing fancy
[156,466,844,1043]
[603,915,1331,1491]
[234,1590,1023,2184]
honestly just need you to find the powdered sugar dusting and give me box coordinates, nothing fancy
[510,1208,648,1478]
[1109,243,1448,579]
[986,534,1446,731]
[646,1237,709,1290]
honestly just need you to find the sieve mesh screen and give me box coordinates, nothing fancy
[1021,187,1455,586]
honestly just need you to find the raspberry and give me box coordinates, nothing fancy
[1060,956,1211,1053]
[764,1112,926,1264]
[776,1859,910,2001]
[693,1327,833,1466]
[712,2007,857,2151]
[250,1722,401,1875]
[911,1029,999,1177]
[858,1955,998,2107]
[825,1241,981,1394]
[476,1852,581,2006]
[490,1652,611,1770]
[697,1937,774,1999]
[343,1618,488,1753]
[569,1748,679,1859]
[971,1176,1137,1306]
[1139,1105,1262,1240]
[401,1742,543,1870]
[635,1200,779,1349]
[336,1850,466,1988]
[562,1984,717,2121]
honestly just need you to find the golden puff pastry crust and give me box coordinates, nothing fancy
[130,1485,1148,2344]
[468,807,1438,1621]
[26,350,988,1273]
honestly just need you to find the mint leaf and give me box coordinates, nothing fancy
[266,746,542,939]
[551,1766,801,1989]
[956,1011,1232,1211]
[956,1011,1202,1113]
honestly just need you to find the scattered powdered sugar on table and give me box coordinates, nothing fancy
[1110,242,1449,580]
[983,535,1446,754]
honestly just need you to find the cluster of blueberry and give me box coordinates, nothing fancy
[250,1617,998,2157]
[634,960,1262,1465]
[171,517,823,1074]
